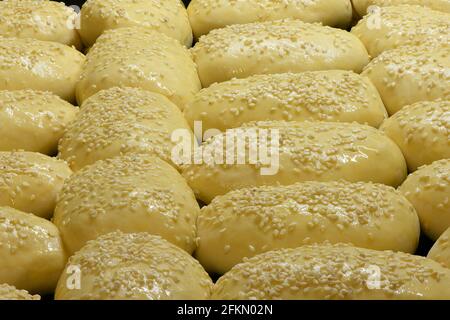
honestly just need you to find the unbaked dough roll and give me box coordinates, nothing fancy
[380,100,450,171]
[188,0,353,38]
[0,0,81,48]
[399,159,450,240]
[0,206,67,294]
[0,90,78,155]
[192,19,370,87]
[0,284,40,300]
[361,44,450,115]
[53,154,200,255]
[184,71,387,133]
[351,5,450,58]
[352,0,450,16]
[182,121,407,203]
[58,87,193,171]
[0,151,72,219]
[0,37,85,103]
[197,181,420,274]
[76,27,201,108]
[212,244,450,299]
[55,231,212,300]
[428,228,450,268]
[79,0,192,48]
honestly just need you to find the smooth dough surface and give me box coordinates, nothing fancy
[380,100,450,171]
[79,0,192,48]
[192,19,370,87]
[399,159,450,240]
[188,0,353,38]
[0,151,72,219]
[184,71,387,133]
[428,228,450,268]
[182,121,407,203]
[0,90,78,155]
[212,244,450,299]
[0,284,40,300]
[76,27,201,108]
[0,206,67,294]
[53,154,200,255]
[361,44,450,115]
[55,231,213,300]
[352,0,450,16]
[58,87,193,171]
[197,181,419,274]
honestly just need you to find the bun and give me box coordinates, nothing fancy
[428,228,450,269]
[352,0,450,17]
[0,284,40,300]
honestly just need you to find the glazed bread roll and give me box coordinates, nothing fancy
[212,244,450,299]
[380,100,450,171]
[197,181,420,274]
[184,71,387,133]
[0,284,40,300]
[0,0,81,48]
[399,159,450,240]
[188,0,353,38]
[428,228,450,268]
[0,151,72,219]
[0,90,78,155]
[59,87,193,171]
[182,121,407,203]
[76,27,200,108]
[352,0,450,16]
[0,37,85,103]
[192,19,370,87]
[53,154,200,255]
[361,45,450,115]
[0,206,67,294]
[55,231,213,300]
[351,5,450,58]
[79,0,192,47]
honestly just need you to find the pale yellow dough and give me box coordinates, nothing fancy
[0,90,78,155]
[0,151,72,219]
[361,44,450,115]
[428,228,450,268]
[79,0,192,47]
[0,37,85,103]
[55,231,213,300]
[188,0,353,38]
[0,206,67,294]
[53,154,200,255]
[351,5,450,58]
[182,121,407,203]
[192,19,370,87]
[352,0,450,16]
[212,244,450,299]
[58,87,193,172]
[197,181,420,274]
[399,159,450,241]
[76,27,201,108]
[0,284,40,300]
[0,0,81,48]
[184,71,387,133]
[380,100,450,171]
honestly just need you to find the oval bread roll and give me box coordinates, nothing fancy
[380,100,450,171]
[361,45,450,115]
[188,0,353,38]
[182,121,407,203]
[197,181,420,274]
[399,159,450,240]
[59,87,193,171]
[55,231,213,300]
[0,37,85,103]
[53,154,200,255]
[79,0,192,48]
[0,151,72,219]
[0,206,67,294]
[0,284,40,300]
[212,244,450,299]
[184,71,387,132]
[428,228,450,268]
[192,19,370,87]
[0,90,78,155]
[351,5,450,58]
[0,0,81,48]
[352,0,450,16]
